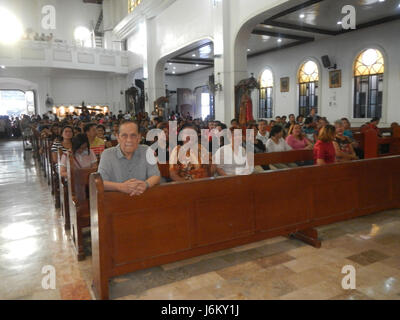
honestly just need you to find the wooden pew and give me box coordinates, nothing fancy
[157,150,314,180]
[47,139,54,188]
[50,145,61,209]
[35,133,51,176]
[57,149,70,231]
[89,155,400,299]
[355,127,400,159]
[254,150,313,166]
[31,128,40,160]
[67,154,97,260]
[38,136,47,176]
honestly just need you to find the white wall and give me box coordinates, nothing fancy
[162,21,400,126]
[164,68,213,117]
[151,0,213,62]
[0,67,128,115]
[247,20,400,126]
[0,0,102,45]
[165,75,183,111]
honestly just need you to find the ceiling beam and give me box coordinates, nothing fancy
[252,29,314,41]
[263,21,337,36]
[247,39,314,58]
[166,66,213,77]
[83,0,103,4]
[335,13,400,36]
[264,0,326,22]
[167,59,214,66]
[174,42,214,60]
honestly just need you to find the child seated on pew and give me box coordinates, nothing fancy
[341,117,363,159]
[59,134,98,178]
[333,120,358,162]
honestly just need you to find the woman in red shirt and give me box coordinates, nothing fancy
[313,125,336,165]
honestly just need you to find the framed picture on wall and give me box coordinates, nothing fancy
[280,77,289,92]
[329,70,342,88]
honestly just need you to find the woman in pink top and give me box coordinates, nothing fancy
[286,124,313,150]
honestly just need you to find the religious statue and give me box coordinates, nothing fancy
[239,92,254,126]
[235,74,259,126]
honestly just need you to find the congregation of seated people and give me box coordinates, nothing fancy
[24,106,400,197]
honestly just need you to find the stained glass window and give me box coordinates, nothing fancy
[298,61,319,116]
[259,69,273,118]
[128,0,142,13]
[354,49,384,76]
[260,69,273,88]
[353,49,384,118]
[298,61,319,83]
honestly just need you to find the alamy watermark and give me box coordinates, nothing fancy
[143,122,255,173]
[341,5,356,30]
[41,265,56,290]
[341,265,356,290]
[41,5,56,30]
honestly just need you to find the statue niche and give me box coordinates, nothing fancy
[235,74,259,126]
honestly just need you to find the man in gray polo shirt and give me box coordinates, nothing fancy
[98,120,160,196]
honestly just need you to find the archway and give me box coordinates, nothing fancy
[153,38,215,120]
[0,78,39,115]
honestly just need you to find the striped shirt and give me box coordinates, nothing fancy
[51,140,70,153]
[90,137,105,157]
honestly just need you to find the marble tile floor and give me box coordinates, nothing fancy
[0,139,399,300]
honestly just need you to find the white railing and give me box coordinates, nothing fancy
[0,40,132,73]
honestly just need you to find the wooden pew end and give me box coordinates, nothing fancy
[290,228,321,248]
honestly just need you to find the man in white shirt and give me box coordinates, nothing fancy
[265,125,296,169]
[256,120,269,146]
[214,131,253,176]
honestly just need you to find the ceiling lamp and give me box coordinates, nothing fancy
[199,45,212,55]
[74,26,92,47]
[0,8,23,45]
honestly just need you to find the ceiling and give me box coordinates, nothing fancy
[164,62,212,75]
[166,0,400,75]
[82,0,103,4]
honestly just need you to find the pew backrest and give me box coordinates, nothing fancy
[89,155,400,299]
[67,153,97,205]
[254,150,313,166]
[157,150,314,179]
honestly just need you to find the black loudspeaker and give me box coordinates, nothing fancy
[321,55,332,68]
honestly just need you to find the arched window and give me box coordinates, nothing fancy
[129,0,142,13]
[259,69,273,118]
[353,49,384,118]
[298,60,319,117]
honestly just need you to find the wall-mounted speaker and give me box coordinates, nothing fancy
[321,55,331,68]
[321,55,337,69]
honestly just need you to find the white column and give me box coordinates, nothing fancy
[144,18,165,114]
[102,0,114,50]
[212,0,248,125]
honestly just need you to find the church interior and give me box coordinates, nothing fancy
[0,0,400,301]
